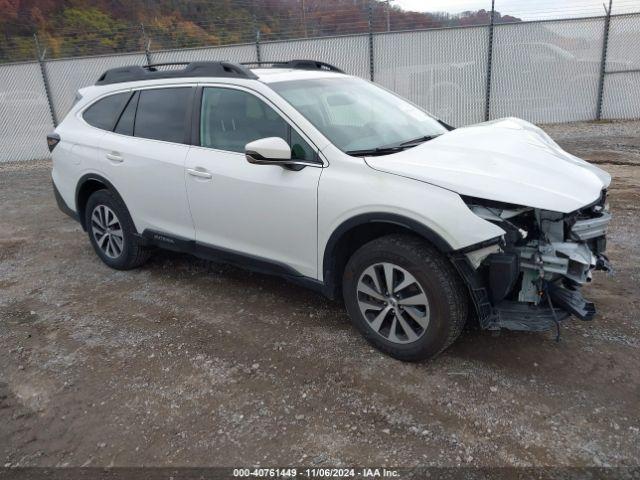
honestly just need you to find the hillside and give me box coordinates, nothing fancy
[1,0,520,62]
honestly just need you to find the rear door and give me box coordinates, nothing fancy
[97,86,195,240]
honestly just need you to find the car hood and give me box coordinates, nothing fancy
[365,118,611,213]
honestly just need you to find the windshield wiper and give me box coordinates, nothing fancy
[346,134,442,157]
[396,134,441,147]
[345,146,406,157]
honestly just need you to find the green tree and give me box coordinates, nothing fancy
[53,7,135,57]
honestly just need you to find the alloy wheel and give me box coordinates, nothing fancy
[91,205,124,259]
[356,262,430,344]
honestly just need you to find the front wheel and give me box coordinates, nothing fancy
[342,234,468,361]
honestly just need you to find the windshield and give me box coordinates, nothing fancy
[269,77,447,155]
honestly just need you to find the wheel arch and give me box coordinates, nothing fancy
[321,213,454,300]
[75,173,128,231]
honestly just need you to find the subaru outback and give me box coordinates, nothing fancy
[49,60,612,361]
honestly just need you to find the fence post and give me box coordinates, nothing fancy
[140,23,153,65]
[252,2,262,63]
[34,34,58,128]
[301,0,308,38]
[596,0,613,121]
[386,0,391,32]
[368,0,375,81]
[256,29,262,63]
[484,0,495,121]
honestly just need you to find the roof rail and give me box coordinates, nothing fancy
[241,60,345,73]
[95,61,258,86]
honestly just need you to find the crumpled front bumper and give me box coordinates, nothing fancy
[547,283,595,321]
[455,200,613,332]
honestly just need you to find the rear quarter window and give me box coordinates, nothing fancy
[82,92,130,130]
[114,91,139,136]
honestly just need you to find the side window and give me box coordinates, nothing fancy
[200,87,316,160]
[134,88,191,143]
[82,92,130,130]
[114,91,139,136]
[291,129,315,161]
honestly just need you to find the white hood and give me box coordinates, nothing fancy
[365,118,611,213]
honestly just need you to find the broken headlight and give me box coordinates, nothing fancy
[461,196,534,247]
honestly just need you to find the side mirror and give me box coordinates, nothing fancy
[245,137,319,170]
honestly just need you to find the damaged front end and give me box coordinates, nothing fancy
[453,191,612,334]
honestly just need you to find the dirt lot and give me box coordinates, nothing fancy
[1,121,639,468]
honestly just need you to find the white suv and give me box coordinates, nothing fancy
[49,60,612,361]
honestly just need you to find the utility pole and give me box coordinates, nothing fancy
[301,0,308,38]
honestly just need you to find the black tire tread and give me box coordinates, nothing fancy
[85,189,151,270]
[343,234,468,361]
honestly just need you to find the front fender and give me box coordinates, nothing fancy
[317,156,506,282]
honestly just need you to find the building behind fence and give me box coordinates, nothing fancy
[1,12,639,162]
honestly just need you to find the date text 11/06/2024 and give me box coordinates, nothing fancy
[233,468,401,478]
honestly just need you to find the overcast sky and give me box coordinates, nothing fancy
[392,0,637,20]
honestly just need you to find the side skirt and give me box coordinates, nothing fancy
[141,230,328,297]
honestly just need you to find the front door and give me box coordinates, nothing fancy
[185,86,322,278]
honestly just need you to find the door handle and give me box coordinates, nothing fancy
[187,168,212,179]
[106,152,124,163]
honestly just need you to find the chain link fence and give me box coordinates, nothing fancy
[601,14,640,119]
[0,12,639,162]
[262,35,372,80]
[0,61,53,162]
[490,17,605,124]
[374,25,490,126]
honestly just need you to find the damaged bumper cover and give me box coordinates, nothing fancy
[455,192,612,332]
[547,283,596,321]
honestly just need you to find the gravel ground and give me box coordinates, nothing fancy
[0,121,639,468]
[544,120,640,166]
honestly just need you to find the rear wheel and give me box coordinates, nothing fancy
[85,190,150,270]
[342,234,468,361]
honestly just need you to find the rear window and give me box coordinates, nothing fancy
[82,92,130,130]
[134,88,191,143]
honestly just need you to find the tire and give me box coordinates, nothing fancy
[342,234,468,362]
[84,189,151,270]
